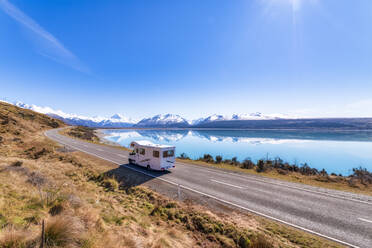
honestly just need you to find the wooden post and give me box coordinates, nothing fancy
[177,184,181,201]
[40,219,45,248]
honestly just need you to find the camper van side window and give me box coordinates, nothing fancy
[163,150,174,157]
[136,148,138,153]
[139,148,145,155]
[153,151,159,158]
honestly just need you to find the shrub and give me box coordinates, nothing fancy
[298,163,319,176]
[256,160,267,173]
[178,153,189,159]
[67,126,98,142]
[250,234,273,248]
[102,178,119,191]
[231,157,239,166]
[10,161,23,167]
[215,155,223,164]
[241,159,255,169]
[352,167,372,185]
[200,154,214,163]
[49,203,64,216]
[45,216,80,247]
[320,168,328,176]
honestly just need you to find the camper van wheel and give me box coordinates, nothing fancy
[147,165,151,170]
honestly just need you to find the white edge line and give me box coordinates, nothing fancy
[210,179,244,189]
[45,130,360,248]
[358,218,372,224]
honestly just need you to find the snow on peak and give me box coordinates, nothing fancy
[193,112,297,124]
[7,100,299,128]
[11,101,135,127]
[136,114,190,127]
[111,113,123,120]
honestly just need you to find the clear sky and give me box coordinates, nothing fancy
[1,0,372,120]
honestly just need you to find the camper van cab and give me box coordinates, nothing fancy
[128,141,176,171]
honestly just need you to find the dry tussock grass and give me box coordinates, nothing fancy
[45,215,83,247]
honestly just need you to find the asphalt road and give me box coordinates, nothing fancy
[45,128,372,248]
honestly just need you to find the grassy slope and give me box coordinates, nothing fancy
[0,102,343,248]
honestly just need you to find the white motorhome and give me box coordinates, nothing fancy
[128,140,176,171]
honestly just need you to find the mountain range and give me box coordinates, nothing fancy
[7,100,291,128]
[12,101,135,128]
[4,100,372,130]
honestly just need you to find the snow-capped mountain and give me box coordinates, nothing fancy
[4,100,302,129]
[135,114,190,128]
[193,112,295,125]
[13,101,135,128]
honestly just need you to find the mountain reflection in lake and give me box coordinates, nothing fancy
[102,129,372,175]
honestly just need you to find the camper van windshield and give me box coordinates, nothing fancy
[163,150,174,158]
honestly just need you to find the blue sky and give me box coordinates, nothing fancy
[1,0,372,120]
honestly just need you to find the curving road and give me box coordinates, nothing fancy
[45,128,372,248]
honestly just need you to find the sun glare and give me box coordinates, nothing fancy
[262,0,320,12]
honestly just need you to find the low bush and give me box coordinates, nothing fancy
[178,153,189,159]
[241,159,255,169]
[67,126,99,142]
[351,167,372,185]
[102,178,119,191]
[215,155,223,164]
[10,161,23,167]
[199,154,214,163]
[45,216,80,247]
[231,157,239,166]
[256,160,267,173]
[250,234,273,248]
[49,203,64,216]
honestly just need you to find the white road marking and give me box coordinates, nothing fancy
[45,130,361,248]
[117,154,127,158]
[210,179,244,189]
[358,218,372,224]
[97,148,103,151]
[83,145,89,147]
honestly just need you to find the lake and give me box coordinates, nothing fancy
[101,129,372,175]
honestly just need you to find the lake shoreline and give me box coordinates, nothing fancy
[98,127,372,132]
[100,128,372,176]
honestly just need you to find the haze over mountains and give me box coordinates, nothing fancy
[5,100,372,130]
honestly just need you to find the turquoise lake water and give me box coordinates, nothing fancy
[102,129,372,175]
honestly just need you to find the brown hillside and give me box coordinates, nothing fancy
[0,101,64,141]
